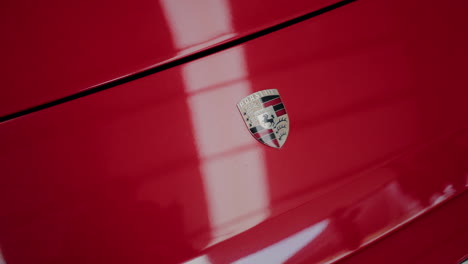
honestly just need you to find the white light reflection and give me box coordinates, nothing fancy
[187,79,251,157]
[159,0,233,53]
[185,52,270,241]
[183,255,212,264]
[0,248,5,264]
[201,147,269,237]
[161,0,270,243]
[233,220,330,264]
[183,49,248,94]
[429,184,456,205]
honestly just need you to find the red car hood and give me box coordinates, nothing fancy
[0,0,468,263]
[0,0,337,117]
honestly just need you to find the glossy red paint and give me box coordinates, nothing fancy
[0,0,337,117]
[1,0,468,264]
[337,191,468,264]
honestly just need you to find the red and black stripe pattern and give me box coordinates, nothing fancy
[250,125,279,148]
[261,95,287,117]
[248,95,287,148]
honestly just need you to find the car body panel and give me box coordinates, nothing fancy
[0,0,337,117]
[338,191,468,264]
[1,0,468,263]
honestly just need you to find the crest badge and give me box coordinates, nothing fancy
[237,89,289,148]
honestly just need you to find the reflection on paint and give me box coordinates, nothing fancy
[159,0,233,53]
[233,220,329,264]
[184,51,270,242]
[200,147,269,241]
[187,80,252,157]
[385,181,421,215]
[162,0,271,243]
[429,184,456,205]
[183,49,248,94]
[0,248,5,264]
[182,254,212,264]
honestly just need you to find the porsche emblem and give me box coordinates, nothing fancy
[237,89,289,148]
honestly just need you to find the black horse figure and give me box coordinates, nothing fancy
[262,114,275,128]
